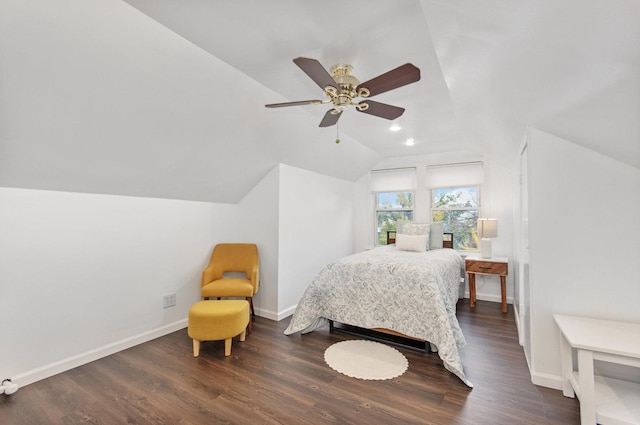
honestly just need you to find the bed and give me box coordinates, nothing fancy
[284,243,472,387]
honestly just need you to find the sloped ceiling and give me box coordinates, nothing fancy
[422,0,640,163]
[1,0,638,203]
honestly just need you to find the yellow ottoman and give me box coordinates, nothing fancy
[188,300,250,357]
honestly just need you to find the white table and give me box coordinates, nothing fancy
[554,314,640,425]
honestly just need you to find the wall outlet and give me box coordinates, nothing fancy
[162,293,176,308]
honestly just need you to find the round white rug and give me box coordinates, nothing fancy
[324,340,408,380]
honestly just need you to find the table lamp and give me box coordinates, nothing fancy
[477,218,498,258]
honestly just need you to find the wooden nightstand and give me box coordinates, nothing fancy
[465,255,509,313]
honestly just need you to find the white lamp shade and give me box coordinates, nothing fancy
[477,218,498,239]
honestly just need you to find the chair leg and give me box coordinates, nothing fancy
[240,329,246,342]
[245,297,254,335]
[247,297,255,316]
[224,338,232,356]
[193,340,201,357]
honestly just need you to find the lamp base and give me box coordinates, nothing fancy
[480,238,492,258]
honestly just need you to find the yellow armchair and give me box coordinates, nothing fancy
[201,243,259,330]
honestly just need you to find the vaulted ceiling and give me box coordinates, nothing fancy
[1,0,638,203]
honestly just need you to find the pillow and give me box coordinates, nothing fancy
[395,233,429,252]
[429,221,445,250]
[396,219,430,236]
[396,219,446,250]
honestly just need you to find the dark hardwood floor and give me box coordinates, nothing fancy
[0,300,580,424]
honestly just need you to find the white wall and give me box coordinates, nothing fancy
[354,152,516,304]
[353,173,371,253]
[523,128,640,387]
[236,166,280,319]
[0,163,356,387]
[0,187,237,386]
[278,164,355,317]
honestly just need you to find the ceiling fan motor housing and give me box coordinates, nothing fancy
[328,64,368,110]
[330,64,359,87]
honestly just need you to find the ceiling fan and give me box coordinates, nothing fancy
[265,57,421,127]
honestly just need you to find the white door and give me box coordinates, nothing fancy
[518,143,532,362]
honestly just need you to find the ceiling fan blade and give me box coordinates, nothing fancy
[265,99,324,108]
[356,63,420,97]
[319,109,343,127]
[357,100,405,120]
[293,57,337,90]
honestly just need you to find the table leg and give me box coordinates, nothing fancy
[468,273,476,307]
[577,349,596,425]
[500,275,507,313]
[558,333,575,398]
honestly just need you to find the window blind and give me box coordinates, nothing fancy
[425,162,483,188]
[370,168,417,192]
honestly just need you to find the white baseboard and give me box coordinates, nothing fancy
[531,370,563,391]
[463,291,513,304]
[513,307,524,347]
[254,304,296,321]
[254,307,278,321]
[277,305,296,321]
[13,319,187,388]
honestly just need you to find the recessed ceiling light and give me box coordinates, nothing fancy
[389,124,401,132]
[405,138,415,146]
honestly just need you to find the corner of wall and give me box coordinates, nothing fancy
[236,165,281,320]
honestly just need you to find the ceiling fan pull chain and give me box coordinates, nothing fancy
[335,122,341,144]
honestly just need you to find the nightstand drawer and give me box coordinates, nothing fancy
[465,259,508,276]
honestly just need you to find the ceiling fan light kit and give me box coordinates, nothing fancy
[266,57,420,128]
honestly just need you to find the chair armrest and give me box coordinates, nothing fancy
[251,266,260,294]
[201,265,216,286]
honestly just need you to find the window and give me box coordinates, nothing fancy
[375,191,414,245]
[426,162,483,251]
[432,186,479,250]
[370,168,416,246]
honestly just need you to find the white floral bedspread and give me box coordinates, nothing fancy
[284,245,472,387]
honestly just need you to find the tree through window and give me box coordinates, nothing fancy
[432,186,479,250]
[376,191,413,245]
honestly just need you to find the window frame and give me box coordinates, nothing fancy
[430,185,481,251]
[373,190,415,246]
